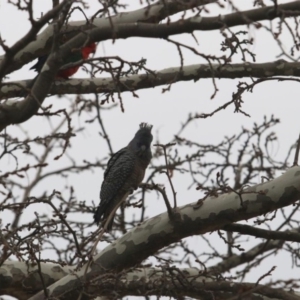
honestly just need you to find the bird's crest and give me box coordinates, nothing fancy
[139,123,153,131]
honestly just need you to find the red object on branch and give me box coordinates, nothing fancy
[30,42,97,79]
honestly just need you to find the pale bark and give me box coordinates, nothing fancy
[2,262,299,300]
[0,0,215,132]
[1,1,300,131]
[0,261,73,300]
[0,0,216,77]
[2,0,299,76]
[23,166,300,300]
[1,60,298,100]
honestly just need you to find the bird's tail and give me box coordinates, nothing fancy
[93,205,103,225]
[30,55,48,72]
[93,206,114,231]
[105,216,114,232]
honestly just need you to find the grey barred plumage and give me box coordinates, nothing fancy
[93,123,153,231]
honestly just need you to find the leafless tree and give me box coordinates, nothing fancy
[2,1,300,300]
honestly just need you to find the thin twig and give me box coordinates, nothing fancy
[293,134,300,166]
[154,143,177,208]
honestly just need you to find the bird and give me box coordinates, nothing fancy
[94,123,153,231]
[30,42,96,79]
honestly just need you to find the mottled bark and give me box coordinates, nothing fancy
[25,166,300,300]
[1,1,300,131]
[1,0,299,77]
[0,32,95,131]
[0,0,217,77]
[1,60,297,100]
[0,261,72,300]
[0,0,72,79]
[2,263,300,300]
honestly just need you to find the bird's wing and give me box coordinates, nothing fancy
[94,148,135,223]
[101,148,135,201]
[103,147,127,179]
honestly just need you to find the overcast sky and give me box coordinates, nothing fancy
[1,1,299,299]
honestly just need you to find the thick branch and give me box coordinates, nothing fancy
[0,0,216,76]
[27,166,300,300]
[0,0,71,79]
[1,0,300,130]
[2,263,299,300]
[1,0,299,76]
[90,269,300,300]
[208,239,283,274]
[224,224,300,243]
[0,28,105,131]
[1,60,298,99]
[0,261,73,300]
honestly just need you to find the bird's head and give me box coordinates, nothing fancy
[129,123,153,158]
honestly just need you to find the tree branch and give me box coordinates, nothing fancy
[2,60,300,100]
[208,238,283,274]
[0,0,72,78]
[0,0,217,76]
[1,0,299,77]
[223,224,300,243]
[2,262,300,300]
[27,165,300,300]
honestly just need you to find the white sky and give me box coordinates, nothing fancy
[1,1,300,299]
